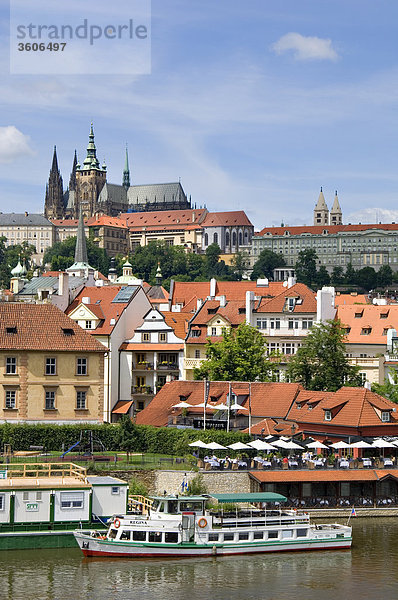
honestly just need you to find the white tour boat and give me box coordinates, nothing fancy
[74,492,352,558]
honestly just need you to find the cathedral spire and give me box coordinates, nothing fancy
[69,150,78,191]
[123,144,130,189]
[44,146,64,219]
[330,190,343,225]
[82,122,100,170]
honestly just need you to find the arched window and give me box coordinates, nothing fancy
[238,232,243,245]
[244,230,249,244]
[204,233,208,246]
[213,232,218,245]
[232,231,237,246]
[225,231,230,247]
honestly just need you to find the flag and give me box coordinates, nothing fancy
[351,507,356,517]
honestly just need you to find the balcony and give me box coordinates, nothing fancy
[184,358,204,370]
[157,362,179,371]
[131,386,154,395]
[134,362,154,371]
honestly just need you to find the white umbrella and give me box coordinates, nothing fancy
[213,403,229,411]
[271,439,290,448]
[195,402,216,410]
[188,440,208,448]
[349,441,373,448]
[306,441,329,449]
[228,442,252,450]
[172,401,192,409]
[283,440,305,450]
[230,403,248,411]
[330,441,351,449]
[371,439,397,448]
[248,439,276,451]
[206,442,228,450]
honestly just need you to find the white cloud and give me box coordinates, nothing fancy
[272,32,338,61]
[0,126,34,163]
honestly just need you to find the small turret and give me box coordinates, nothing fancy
[313,187,329,226]
[330,190,343,225]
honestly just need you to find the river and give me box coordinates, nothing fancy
[0,518,396,600]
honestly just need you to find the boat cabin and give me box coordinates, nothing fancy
[150,495,206,516]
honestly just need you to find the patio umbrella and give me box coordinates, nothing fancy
[195,402,216,410]
[230,403,248,411]
[330,441,351,449]
[306,441,329,449]
[283,440,305,450]
[271,439,290,448]
[371,439,397,448]
[172,401,192,409]
[205,442,228,450]
[212,403,230,411]
[349,441,373,448]
[248,439,276,451]
[188,440,208,448]
[227,442,252,450]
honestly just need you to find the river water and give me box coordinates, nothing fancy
[0,519,397,600]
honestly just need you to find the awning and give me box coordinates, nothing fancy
[211,492,287,503]
[112,400,133,414]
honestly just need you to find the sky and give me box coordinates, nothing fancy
[1,0,398,230]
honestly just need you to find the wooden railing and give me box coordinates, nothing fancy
[2,462,87,482]
[128,494,153,515]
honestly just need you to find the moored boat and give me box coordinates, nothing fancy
[74,492,352,558]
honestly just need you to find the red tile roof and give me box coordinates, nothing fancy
[120,209,206,230]
[201,211,253,227]
[189,300,247,327]
[334,293,369,306]
[258,223,398,236]
[162,312,190,339]
[0,303,105,352]
[336,304,398,344]
[88,216,128,229]
[255,283,317,314]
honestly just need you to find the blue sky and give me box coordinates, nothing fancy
[1,0,398,229]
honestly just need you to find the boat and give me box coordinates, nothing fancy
[73,492,352,558]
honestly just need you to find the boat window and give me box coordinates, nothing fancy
[165,532,179,543]
[132,531,146,541]
[253,531,263,540]
[282,530,293,539]
[108,529,118,539]
[151,500,160,511]
[149,531,162,543]
[168,500,178,514]
[268,531,278,539]
[297,529,308,537]
[158,502,165,513]
[180,501,203,512]
[208,534,219,542]
[223,533,234,542]
[120,530,131,540]
[238,533,249,541]
[0,494,4,511]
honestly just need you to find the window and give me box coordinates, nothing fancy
[120,531,131,540]
[282,530,293,539]
[223,533,234,541]
[256,319,267,329]
[45,357,56,375]
[208,533,219,542]
[268,531,278,539]
[5,390,16,409]
[324,410,332,421]
[76,358,87,376]
[85,320,93,329]
[302,319,313,329]
[191,329,201,337]
[253,531,263,540]
[288,319,299,329]
[159,333,167,343]
[361,327,372,335]
[142,333,150,342]
[211,327,217,336]
[213,232,218,245]
[76,390,87,410]
[195,350,201,359]
[269,319,280,330]
[6,357,16,374]
[164,532,178,543]
[111,487,120,495]
[148,531,162,543]
[0,494,4,511]
[381,412,390,423]
[297,529,308,538]
[45,390,56,410]
[136,376,146,387]
[136,353,146,364]
[238,532,249,541]
[133,530,146,541]
[60,492,84,509]
[23,491,29,501]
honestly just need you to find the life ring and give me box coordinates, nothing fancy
[114,519,121,529]
[198,518,207,528]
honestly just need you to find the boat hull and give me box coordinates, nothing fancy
[74,532,352,558]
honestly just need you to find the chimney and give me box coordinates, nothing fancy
[196,298,203,311]
[287,276,296,288]
[218,295,226,308]
[82,296,91,305]
[209,278,217,298]
[58,272,69,297]
[245,291,255,325]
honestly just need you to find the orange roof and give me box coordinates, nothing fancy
[121,209,206,229]
[67,286,137,335]
[88,216,128,229]
[249,469,398,484]
[162,312,190,339]
[336,304,398,344]
[201,211,253,227]
[287,387,398,429]
[0,303,106,353]
[334,293,369,306]
[135,381,302,427]
[112,400,133,414]
[189,300,246,327]
[258,223,398,236]
[241,418,298,436]
[256,283,317,314]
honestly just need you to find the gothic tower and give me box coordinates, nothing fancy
[69,150,78,192]
[329,190,343,225]
[122,145,130,189]
[313,187,329,226]
[44,146,64,220]
[74,123,107,218]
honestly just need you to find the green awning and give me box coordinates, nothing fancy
[211,492,287,503]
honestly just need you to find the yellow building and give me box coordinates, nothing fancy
[0,303,106,423]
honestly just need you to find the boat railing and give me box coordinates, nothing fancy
[128,495,153,515]
[209,508,309,528]
[0,462,87,482]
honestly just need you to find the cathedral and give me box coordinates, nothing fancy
[44,124,191,220]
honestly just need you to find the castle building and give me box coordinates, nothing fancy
[44,124,191,220]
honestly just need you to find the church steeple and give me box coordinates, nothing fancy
[313,187,329,226]
[69,150,78,191]
[123,145,130,189]
[82,123,100,171]
[330,190,343,225]
[44,146,64,220]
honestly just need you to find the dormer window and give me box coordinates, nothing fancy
[207,308,217,314]
[361,327,372,335]
[191,329,201,337]
[355,311,364,318]
[381,411,390,423]
[62,328,75,336]
[380,311,389,319]
[6,327,17,334]
[324,410,332,421]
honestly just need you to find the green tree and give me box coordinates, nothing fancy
[230,251,250,281]
[316,265,330,287]
[372,371,398,404]
[377,265,393,287]
[43,236,109,274]
[344,262,356,285]
[295,249,318,287]
[331,266,345,286]
[355,267,377,291]
[194,322,275,382]
[251,249,286,281]
[117,415,138,460]
[286,319,362,391]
